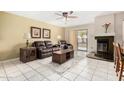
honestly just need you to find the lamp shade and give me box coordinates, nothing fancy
[23,32,31,39]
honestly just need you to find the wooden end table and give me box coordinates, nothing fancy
[20,47,37,63]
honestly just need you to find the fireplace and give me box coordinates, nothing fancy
[95,36,114,60]
[97,39,108,52]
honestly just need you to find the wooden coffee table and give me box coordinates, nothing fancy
[52,49,74,64]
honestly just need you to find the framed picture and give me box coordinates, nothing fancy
[31,27,41,38]
[43,28,51,39]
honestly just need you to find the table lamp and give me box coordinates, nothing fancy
[23,32,31,47]
[57,35,62,49]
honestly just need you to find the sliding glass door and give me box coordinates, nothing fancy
[77,29,88,51]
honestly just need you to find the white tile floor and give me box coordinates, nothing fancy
[0,51,119,81]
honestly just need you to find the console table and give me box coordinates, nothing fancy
[20,47,36,63]
[52,49,74,64]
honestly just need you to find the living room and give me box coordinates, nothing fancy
[0,11,124,81]
[2,0,124,93]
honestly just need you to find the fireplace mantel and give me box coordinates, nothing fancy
[95,32,115,37]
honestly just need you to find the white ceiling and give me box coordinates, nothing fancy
[7,11,117,27]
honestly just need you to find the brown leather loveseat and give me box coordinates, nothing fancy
[32,41,59,59]
[58,40,73,49]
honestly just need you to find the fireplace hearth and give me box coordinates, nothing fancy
[95,36,114,60]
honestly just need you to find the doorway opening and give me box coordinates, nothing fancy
[77,29,88,51]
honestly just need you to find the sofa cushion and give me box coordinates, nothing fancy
[38,48,52,53]
[42,53,52,58]
[44,41,53,48]
[33,41,46,48]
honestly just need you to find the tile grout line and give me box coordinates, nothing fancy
[2,63,9,81]
[37,57,78,76]
[0,51,115,81]
[37,61,65,76]
[25,63,51,81]
[107,64,117,81]
[73,62,98,81]
[60,77,71,81]
[12,62,29,81]
[90,62,99,81]
[73,65,87,81]
[28,59,77,81]
[107,64,109,81]
[63,57,89,81]
[91,62,110,81]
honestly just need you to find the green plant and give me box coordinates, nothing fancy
[79,32,85,37]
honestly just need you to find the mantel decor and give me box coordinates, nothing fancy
[43,28,51,39]
[31,27,41,38]
[102,23,111,33]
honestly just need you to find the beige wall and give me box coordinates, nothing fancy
[65,28,77,50]
[69,31,77,50]
[0,12,65,61]
[95,14,115,34]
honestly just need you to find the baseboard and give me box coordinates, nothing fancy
[0,57,19,63]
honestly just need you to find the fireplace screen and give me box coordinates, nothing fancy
[95,36,114,60]
[97,42,108,52]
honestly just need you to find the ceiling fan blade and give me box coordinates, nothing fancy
[56,17,64,20]
[67,16,78,18]
[54,13,62,16]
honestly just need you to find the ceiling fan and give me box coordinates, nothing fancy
[55,11,78,21]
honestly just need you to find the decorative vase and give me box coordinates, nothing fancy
[105,27,108,33]
[102,23,111,33]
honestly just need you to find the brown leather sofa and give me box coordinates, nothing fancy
[58,40,73,49]
[44,41,59,52]
[32,41,59,59]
